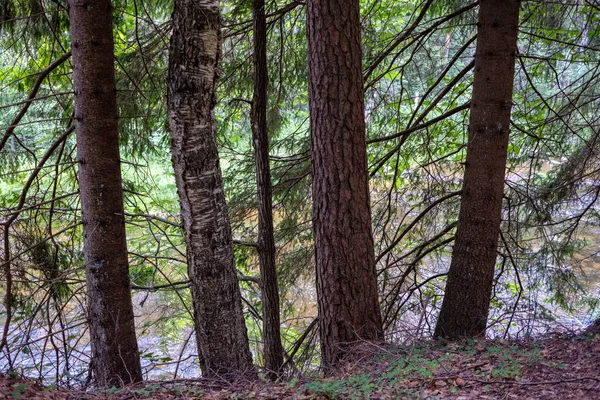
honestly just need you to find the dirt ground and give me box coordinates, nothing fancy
[1,331,599,399]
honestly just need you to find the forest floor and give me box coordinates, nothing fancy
[1,328,599,399]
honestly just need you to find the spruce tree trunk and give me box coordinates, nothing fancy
[307,0,383,370]
[251,0,284,378]
[434,0,520,338]
[68,0,142,386]
[167,0,254,378]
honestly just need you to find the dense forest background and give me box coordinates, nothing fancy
[1,0,599,388]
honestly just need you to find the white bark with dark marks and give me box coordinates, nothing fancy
[167,0,254,378]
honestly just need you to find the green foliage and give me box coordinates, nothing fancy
[300,340,549,399]
[1,0,600,385]
[484,345,523,380]
[304,374,376,400]
[10,383,28,399]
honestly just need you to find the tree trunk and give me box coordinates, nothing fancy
[434,0,520,339]
[167,0,255,378]
[306,0,383,370]
[251,0,284,379]
[586,318,600,335]
[68,0,142,386]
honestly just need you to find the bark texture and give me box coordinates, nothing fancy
[68,0,142,386]
[251,0,284,378]
[167,0,254,378]
[434,0,520,338]
[306,0,383,370]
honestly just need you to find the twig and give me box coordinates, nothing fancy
[0,52,72,152]
[465,376,600,385]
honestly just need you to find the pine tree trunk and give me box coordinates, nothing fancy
[434,0,520,339]
[251,0,284,378]
[167,0,255,378]
[307,0,383,370]
[68,0,142,386]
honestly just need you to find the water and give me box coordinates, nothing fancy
[1,230,599,385]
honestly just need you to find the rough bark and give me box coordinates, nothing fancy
[434,0,520,339]
[251,0,284,378]
[68,0,142,386]
[306,0,384,370]
[585,318,600,334]
[167,0,254,378]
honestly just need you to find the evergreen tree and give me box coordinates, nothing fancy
[435,0,521,338]
[68,0,142,386]
[251,0,284,378]
[306,0,384,369]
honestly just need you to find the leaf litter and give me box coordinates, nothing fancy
[1,331,599,399]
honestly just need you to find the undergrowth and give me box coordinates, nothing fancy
[2,334,599,399]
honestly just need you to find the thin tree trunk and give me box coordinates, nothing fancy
[251,0,284,379]
[167,0,255,378]
[307,0,383,370]
[434,0,521,338]
[68,0,142,386]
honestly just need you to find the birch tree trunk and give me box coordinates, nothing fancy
[167,0,255,378]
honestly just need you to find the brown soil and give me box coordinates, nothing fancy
[1,333,599,399]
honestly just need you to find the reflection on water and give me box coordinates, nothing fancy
[0,289,201,384]
[515,225,600,333]
[572,227,600,292]
[1,230,599,384]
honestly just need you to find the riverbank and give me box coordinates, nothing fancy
[1,330,599,399]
